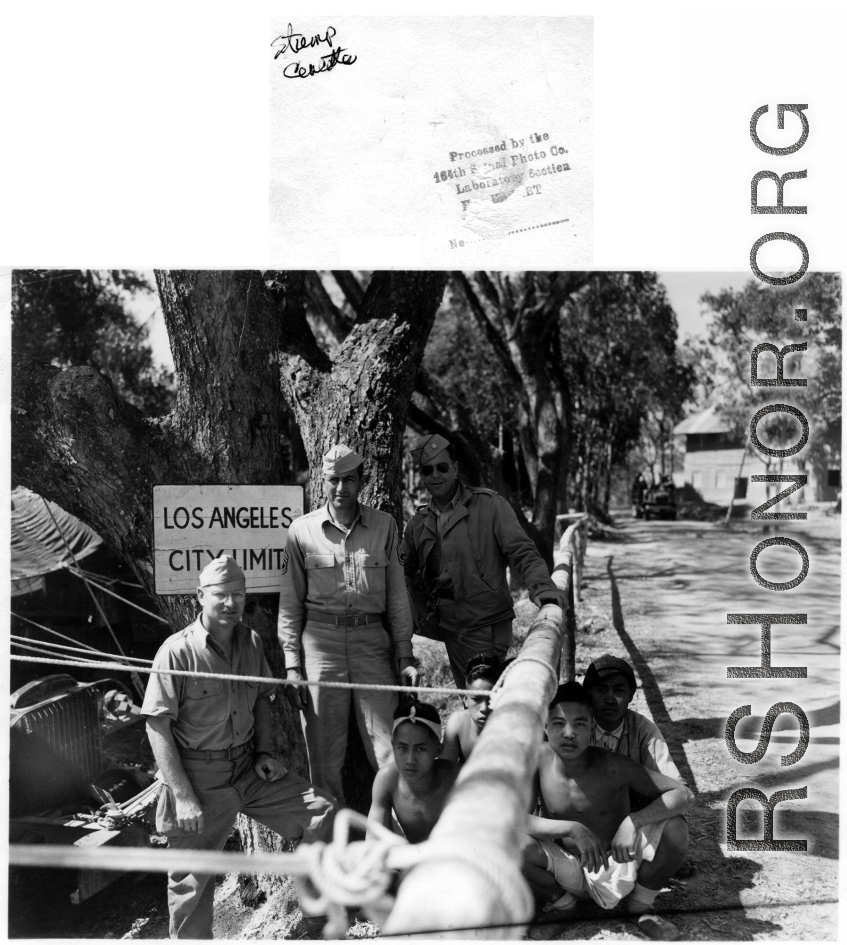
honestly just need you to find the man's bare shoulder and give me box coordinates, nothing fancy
[374,762,402,794]
[590,746,648,783]
[538,740,556,768]
[446,708,470,736]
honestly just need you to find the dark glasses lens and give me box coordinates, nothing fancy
[421,462,451,475]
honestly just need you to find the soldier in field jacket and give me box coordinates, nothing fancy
[401,434,564,690]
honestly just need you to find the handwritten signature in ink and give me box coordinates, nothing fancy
[271,23,357,78]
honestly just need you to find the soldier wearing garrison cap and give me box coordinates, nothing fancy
[401,434,565,690]
[142,556,335,939]
[278,445,420,806]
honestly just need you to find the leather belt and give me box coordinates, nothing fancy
[306,610,384,627]
[431,586,455,600]
[178,742,252,762]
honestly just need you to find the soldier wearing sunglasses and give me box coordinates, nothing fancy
[401,434,564,690]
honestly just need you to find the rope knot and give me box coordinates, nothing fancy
[295,809,408,938]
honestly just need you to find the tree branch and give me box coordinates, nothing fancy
[301,271,352,342]
[452,271,524,389]
[338,271,447,368]
[330,270,366,317]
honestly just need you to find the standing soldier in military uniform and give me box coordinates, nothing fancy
[143,555,335,940]
[278,445,420,806]
[401,434,564,690]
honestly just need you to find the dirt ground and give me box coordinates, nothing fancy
[9,508,839,940]
[540,508,840,942]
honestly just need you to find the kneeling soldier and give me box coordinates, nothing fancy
[143,555,335,940]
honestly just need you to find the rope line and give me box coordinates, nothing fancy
[72,567,146,590]
[9,840,325,878]
[6,841,837,931]
[67,568,170,625]
[8,808,420,886]
[10,634,153,665]
[10,654,490,699]
[11,640,106,665]
[40,497,145,699]
[11,612,104,653]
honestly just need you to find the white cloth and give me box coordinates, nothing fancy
[539,818,667,910]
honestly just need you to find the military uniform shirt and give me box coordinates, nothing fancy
[141,617,277,751]
[277,502,414,667]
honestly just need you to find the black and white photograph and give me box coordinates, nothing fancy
[1,2,844,943]
[6,268,841,939]
[268,16,593,270]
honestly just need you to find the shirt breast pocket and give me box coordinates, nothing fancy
[360,553,387,599]
[184,677,227,726]
[305,553,338,601]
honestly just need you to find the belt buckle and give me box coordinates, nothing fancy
[227,745,240,761]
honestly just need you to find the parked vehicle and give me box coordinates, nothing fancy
[9,674,157,904]
[637,477,677,521]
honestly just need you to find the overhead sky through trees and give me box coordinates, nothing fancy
[132,272,754,373]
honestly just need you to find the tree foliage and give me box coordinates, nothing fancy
[12,269,175,416]
[414,271,690,537]
[684,272,842,483]
[559,272,690,507]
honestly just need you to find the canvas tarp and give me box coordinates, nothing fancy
[11,488,102,594]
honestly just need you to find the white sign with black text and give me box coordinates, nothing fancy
[152,485,303,595]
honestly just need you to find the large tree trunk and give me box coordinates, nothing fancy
[12,268,447,903]
[271,271,448,519]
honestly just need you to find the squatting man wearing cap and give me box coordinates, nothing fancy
[401,433,564,690]
[584,654,684,781]
[522,682,693,942]
[278,445,421,806]
[142,555,335,940]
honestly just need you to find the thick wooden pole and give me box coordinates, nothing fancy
[383,522,585,939]
[553,517,586,682]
